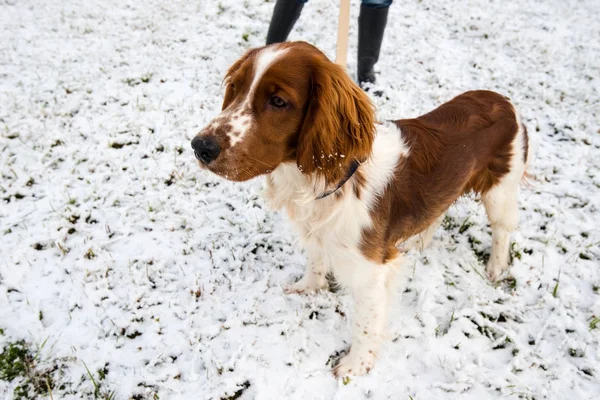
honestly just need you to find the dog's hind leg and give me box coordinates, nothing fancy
[482,119,528,282]
[482,184,519,281]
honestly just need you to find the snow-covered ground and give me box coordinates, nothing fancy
[1,0,599,398]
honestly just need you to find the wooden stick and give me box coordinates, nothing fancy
[335,0,351,67]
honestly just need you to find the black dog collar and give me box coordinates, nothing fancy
[315,160,361,200]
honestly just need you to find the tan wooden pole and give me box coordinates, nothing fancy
[335,0,351,67]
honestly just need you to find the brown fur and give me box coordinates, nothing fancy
[360,90,520,263]
[196,42,375,187]
[522,123,529,163]
[221,47,261,111]
[295,52,375,184]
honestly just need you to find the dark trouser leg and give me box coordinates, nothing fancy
[358,0,391,85]
[266,0,306,45]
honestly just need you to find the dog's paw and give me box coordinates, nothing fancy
[284,276,328,295]
[486,261,507,282]
[332,347,376,378]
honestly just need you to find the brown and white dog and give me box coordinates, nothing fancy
[191,42,529,377]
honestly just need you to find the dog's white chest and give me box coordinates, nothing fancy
[265,164,370,248]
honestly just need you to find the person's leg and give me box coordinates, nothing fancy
[358,0,392,85]
[266,0,307,45]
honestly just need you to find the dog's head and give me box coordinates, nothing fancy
[191,42,376,185]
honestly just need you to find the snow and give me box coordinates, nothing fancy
[0,0,599,398]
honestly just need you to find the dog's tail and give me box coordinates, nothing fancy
[520,122,535,188]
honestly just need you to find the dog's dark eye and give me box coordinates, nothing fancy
[270,96,286,108]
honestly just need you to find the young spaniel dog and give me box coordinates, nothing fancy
[191,42,529,377]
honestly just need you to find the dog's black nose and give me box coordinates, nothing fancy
[191,136,220,164]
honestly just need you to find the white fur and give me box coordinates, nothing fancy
[228,110,252,146]
[265,123,408,376]
[219,45,288,147]
[248,46,287,100]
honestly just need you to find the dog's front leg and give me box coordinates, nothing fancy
[285,244,328,294]
[333,260,397,377]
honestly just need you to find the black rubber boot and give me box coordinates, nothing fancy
[266,0,305,45]
[357,4,389,86]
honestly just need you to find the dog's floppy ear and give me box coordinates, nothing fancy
[221,47,262,111]
[296,57,376,184]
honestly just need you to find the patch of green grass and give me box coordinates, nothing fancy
[123,73,153,87]
[123,78,138,87]
[469,318,501,341]
[479,311,495,321]
[57,242,70,255]
[221,380,251,399]
[506,276,517,290]
[568,348,585,358]
[494,275,517,291]
[468,235,489,264]
[492,336,514,351]
[458,217,473,234]
[141,73,153,83]
[84,248,96,260]
[0,340,56,399]
[589,316,599,330]
[98,364,108,381]
[552,267,561,298]
[558,245,567,254]
[0,341,29,381]
[83,361,116,400]
[442,215,458,231]
[32,242,47,251]
[510,242,522,261]
[126,330,142,340]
